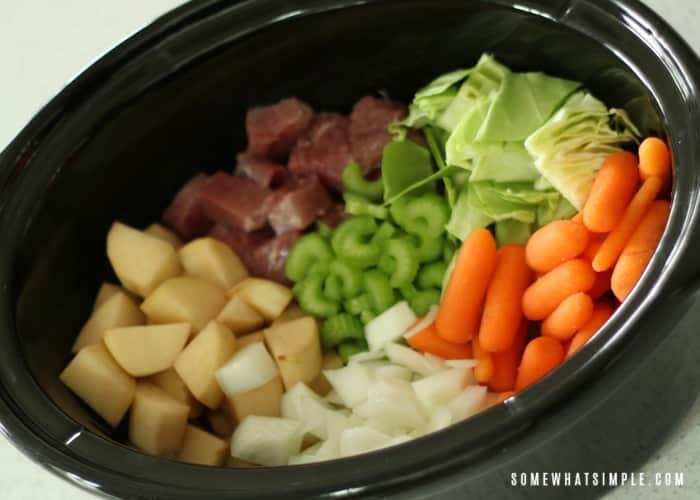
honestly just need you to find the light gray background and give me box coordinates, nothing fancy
[0,1,698,499]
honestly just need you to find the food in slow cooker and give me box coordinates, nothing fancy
[60,53,672,467]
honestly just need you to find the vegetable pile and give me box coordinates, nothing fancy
[59,53,673,468]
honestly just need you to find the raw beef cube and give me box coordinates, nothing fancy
[267,175,332,235]
[246,98,314,159]
[162,173,212,240]
[199,172,272,232]
[349,95,407,171]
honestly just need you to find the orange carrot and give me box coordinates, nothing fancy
[515,336,565,390]
[488,321,527,392]
[611,200,670,302]
[583,151,639,233]
[407,323,472,359]
[582,234,604,262]
[592,176,664,272]
[541,292,594,340]
[479,244,532,352]
[572,212,583,224]
[639,137,671,185]
[588,270,612,299]
[497,391,516,403]
[525,220,589,273]
[566,302,613,358]
[522,259,596,320]
[436,229,497,343]
[472,336,494,384]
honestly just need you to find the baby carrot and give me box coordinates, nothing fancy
[611,200,670,301]
[436,229,497,343]
[525,220,589,273]
[583,151,639,233]
[566,302,613,358]
[472,335,494,384]
[515,336,565,390]
[592,175,664,272]
[581,234,604,262]
[522,259,596,320]
[488,321,527,392]
[572,212,583,224]
[639,137,671,185]
[588,270,612,299]
[479,244,532,352]
[497,391,516,403]
[541,292,594,340]
[407,323,473,359]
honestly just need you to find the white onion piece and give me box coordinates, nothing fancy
[385,343,446,377]
[428,406,453,432]
[403,305,439,339]
[231,416,302,467]
[423,352,448,372]
[447,386,488,422]
[324,390,344,406]
[323,362,371,408]
[412,368,470,413]
[372,363,413,382]
[215,342,278,396]
[288,453,320,465]
[445,358,479,369]
[364,378,426,432]
[365,301,417,351]
[348,349,386,363]
[340,426,392,457]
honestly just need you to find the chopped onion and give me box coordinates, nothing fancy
[231,416,302,467]
[365,301,417,351]
[372,363,413,382]
[403,305,439,339]
[445,359,479,369]
[412,368,471,413]
[348,349,386,363]
[323,362,371,408]
[324,390,344,406]
[428,406,453,432]
[364,378,426,432]
[385,343,446,377]
[216,342,278,396]
[340,426,392,457]
[447,386,488,422]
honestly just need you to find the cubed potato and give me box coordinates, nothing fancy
[73,291,145,354]
[230,278,293,321]
[145,223,183,249]
[179,237,248,290]
[216,295,265,335]
[176,425,229,466]
[174,321,236,409]
[309,352,344,396]
[206,409,235,439]
[224,376,283,424]
[264,317,322,390]
[235,330,265,350]
[147,368,203,419]
[60,343,135,427]
[270,303,305,327]
[107,221,181,298]
[141,276,227,332]
[129,382,190,457]
[104,323,190,377]
[92,282,122,312]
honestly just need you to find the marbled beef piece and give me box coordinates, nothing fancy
[245,98,314,159]
[236,153,290,189]
[267,175,332,235]
[317,203,348,229]
[288,112,353,192]
[348,96,407,171]
[250,230,302,285]
[199,172,272,232]
[162,173,213,240]
[208,223,273,273]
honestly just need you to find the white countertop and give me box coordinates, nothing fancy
[0,1,699,499]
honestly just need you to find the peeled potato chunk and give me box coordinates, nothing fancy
[174,321,236,409]
[60,343,135,427]
[141,276,227,332]
[235,330,265,350]
[179,237,248,290]
[73,291,145,354]
[129,382,190,457]
[177,425,229,466]
[145,223,183,249]
[270,303,305,327]
[207,409,235,439]
[224,376,283,423]
[147,368,203,419]
[216,295,265,335]
[264,317,322,390]
[230,278,292,321]
[92,282,123,312]
[107,221,181,298]
[104,323,190,377]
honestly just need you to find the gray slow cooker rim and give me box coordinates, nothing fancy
[0,0,700,498]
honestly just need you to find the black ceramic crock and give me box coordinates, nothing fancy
[1,0,700,499]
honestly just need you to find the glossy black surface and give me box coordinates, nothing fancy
[1,0,700,498]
